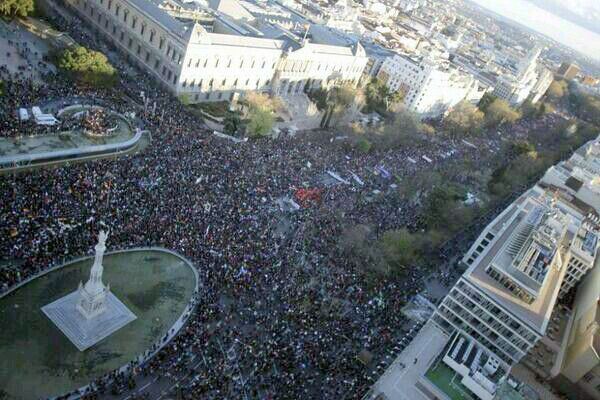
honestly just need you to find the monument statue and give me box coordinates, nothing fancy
[76,231,110,319]
[42,230,136,351]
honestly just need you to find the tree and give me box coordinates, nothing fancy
[338,224,385,274]
[376,108,423,148]
[306,87,328,111]
[364,78,404,114]
[57,46,117,88]
[570,90,600,126]
[510,140,537,157]
[381,229,423,270]
[355,138,372,153]
[423,186,466,231]
[223,110,241,135]
[444,101,484,136]
[178,94,191,105]
[484,99,521,127]
[322,84,358,128]
[244,92,276,137]
[478,93,497,112]
[0,0,34,18]
[546,80,568,99]
[247,108,274,137]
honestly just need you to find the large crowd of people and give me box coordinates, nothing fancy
[0,7,565,400]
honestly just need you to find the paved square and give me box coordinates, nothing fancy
[42,291,136,351]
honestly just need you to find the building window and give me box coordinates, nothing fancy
[108,0,112,10]
[112,25,116,35]
[137,44,141,55]
[256,78,260,88]
[203,59,208,68]
[227,59,231,68]
[154,59,160,70]
[222,78,226,86]
[115,4,120,17]
[240,59,244,68]
[218,92,222,99]
[182,80,187,87]
[123,9,128,23]
[128,38,132,49]
[195,94,199,101]
[119,31,124,42]
[215,59,219,67]
[233,79,238,88]
[196,59,200,68]
[145,51,150,63]
[105,19,109,29]
[261,60,265,68]
[140,23,146,36]
[132,16,137,29]
[149,30,155,43]
[206,92,210,100]
[159,37,165,50]
[209,79,213,87]
[198,79,203,88]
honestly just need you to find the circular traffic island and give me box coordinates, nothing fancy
[0,249,197,400]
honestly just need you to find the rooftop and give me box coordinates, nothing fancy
[465,195,569,334]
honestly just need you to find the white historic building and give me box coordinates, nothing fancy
[377,54,485,118]
[64,0,368,103]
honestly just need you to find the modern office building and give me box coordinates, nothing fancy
[433,194,571,367]
[377,53,485,117]
[492,47,553,105]
[65,0,368,103]
[551,258,600,400]
[557,62,581,80]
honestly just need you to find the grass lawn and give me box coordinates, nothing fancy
[425,361,476,400]
[193,101,230,117]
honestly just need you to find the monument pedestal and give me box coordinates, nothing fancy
[42,290,136,351]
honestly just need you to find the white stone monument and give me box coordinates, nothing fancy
[76,230,110,319]
[42,231,136,351]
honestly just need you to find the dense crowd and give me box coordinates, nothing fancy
[0,8,563,400]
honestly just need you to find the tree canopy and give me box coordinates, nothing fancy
[247,108,274,137]
[244,93,276,137]
[57,46,117,88]
[0,0,34,18]
[484,99,521,127]
[570,90,600,126]
[477,93,497,113]
[363,78,404,114]
[546,80,568,99]
[444,101,484,136]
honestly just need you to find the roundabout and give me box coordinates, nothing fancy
[0,246,198,400]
